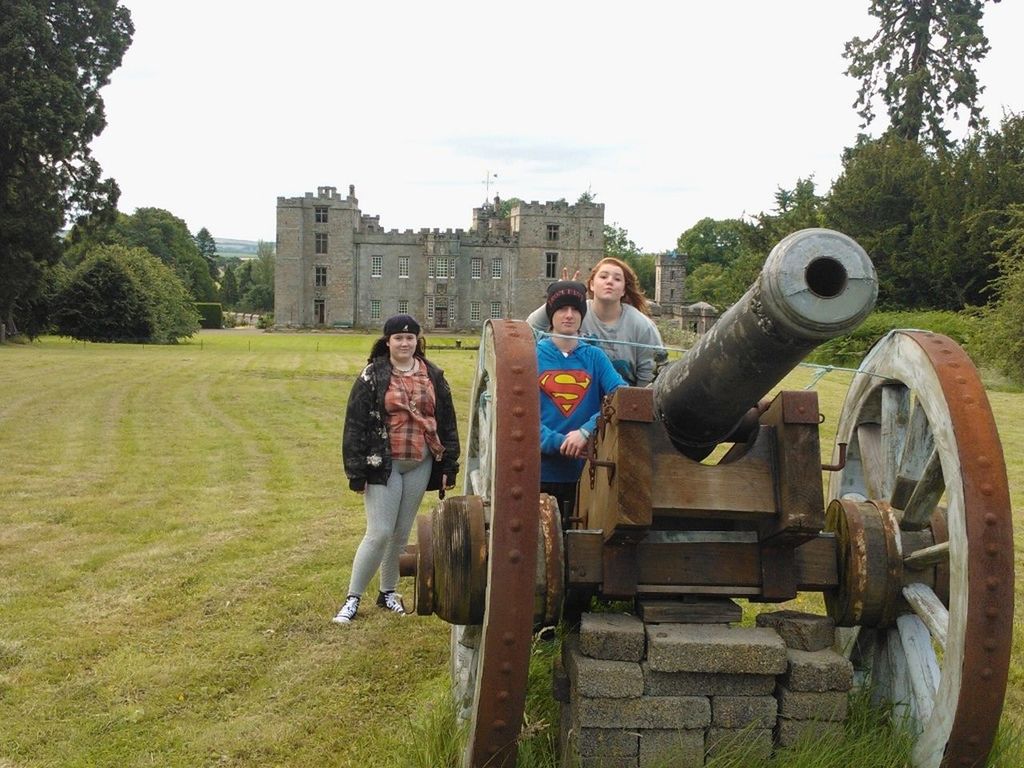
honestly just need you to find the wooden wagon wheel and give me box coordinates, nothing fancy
[450,320,540,768]
[827,330,1013,768]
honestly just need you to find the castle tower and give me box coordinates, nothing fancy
[274,185,360,327]
[507,199,605,318]
[655,250,687,313]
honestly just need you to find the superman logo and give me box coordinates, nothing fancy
[539,370,592,417]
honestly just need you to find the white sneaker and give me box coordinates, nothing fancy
[380,591,406,615]
[332,595,360,624]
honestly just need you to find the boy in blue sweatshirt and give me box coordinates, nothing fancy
[537,280,626,525]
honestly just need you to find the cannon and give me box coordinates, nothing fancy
[403,229,1014,768]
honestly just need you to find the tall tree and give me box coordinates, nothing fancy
[844,0,997,149]
[219,266,239,308]
[824,134,933,307]
[750,178,827,255]
[676,218,761,308]
[676,218,755,269]
[240,240,275,312]
[977,204,1024,381]
[0,1,134,334]
[194,227,219,280]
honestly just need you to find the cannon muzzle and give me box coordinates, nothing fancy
[654,228,876,458]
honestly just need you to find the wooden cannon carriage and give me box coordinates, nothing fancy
[403,229,1014,768]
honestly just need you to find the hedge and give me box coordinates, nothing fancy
[195,302,223,329]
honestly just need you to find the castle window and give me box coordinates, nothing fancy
[547,224,559,241]
[315,232,328,255]
[427,258,435,278]
[545,252,558,279]
[471,258,482,279]
[314,265,327,287]
[371,255,383,277]
[370,299,381,320]
[490,301,502,319]
[315,206,328,224]
[670,269,677,280]
[426,296,435,321]
[491,259,502,279]
[470,301,481,321]
[399,256,409,278]
[314,299,325,324]
[398,299,409,314]
[436,258,449,279]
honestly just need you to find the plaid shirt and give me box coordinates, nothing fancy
[342,355,459,493]
[385,360,444,461]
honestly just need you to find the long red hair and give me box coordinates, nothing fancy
[587,257,650,316]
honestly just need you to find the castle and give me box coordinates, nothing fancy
[274,185,606,331]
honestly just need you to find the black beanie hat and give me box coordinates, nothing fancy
[383,314,421,337]
[545,280,588,322]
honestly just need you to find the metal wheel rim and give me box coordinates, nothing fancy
[829,330,1013,768]
[451,320,540,767]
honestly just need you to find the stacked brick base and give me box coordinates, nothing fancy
[556,609,853,767]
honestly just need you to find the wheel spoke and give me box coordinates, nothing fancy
[897,613,941,725]
[886,627,916,725]
[899,449,944,530]
[855,423,884,498]
[891,398,935,510]
[880,385,910,500]
[902,541,949,571]
[902,583,949,650]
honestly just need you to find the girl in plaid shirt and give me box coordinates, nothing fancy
[334,315,460,624]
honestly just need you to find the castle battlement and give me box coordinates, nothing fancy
[513,200,605,216]
[278,184,360,208]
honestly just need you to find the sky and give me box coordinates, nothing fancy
[90,1,1024,253]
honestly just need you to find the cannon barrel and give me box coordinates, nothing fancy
[654,228,877,458]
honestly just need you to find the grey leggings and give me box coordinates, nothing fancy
[347,456,432,597]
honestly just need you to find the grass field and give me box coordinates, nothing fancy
[1,330,1021,767]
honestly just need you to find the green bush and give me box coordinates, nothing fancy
[195,302,223,329]
[974,205,1024,384]
[257,313,274,329]
[52,245,200,343]
[806,310,980,368]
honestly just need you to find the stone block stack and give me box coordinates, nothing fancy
[756,610,854,747]
[557,608,853,767]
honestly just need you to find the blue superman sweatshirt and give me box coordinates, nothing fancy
[537,338,626,483]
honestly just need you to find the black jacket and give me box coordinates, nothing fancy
[342,356,460,493]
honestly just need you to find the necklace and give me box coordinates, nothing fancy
[395,369,419,414]
[392,359,416,374]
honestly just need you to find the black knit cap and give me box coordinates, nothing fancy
[545,280,588,322]
[383,314,421,337]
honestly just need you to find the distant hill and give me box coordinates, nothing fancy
[58,231,263,259]
[215,238,260,258]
